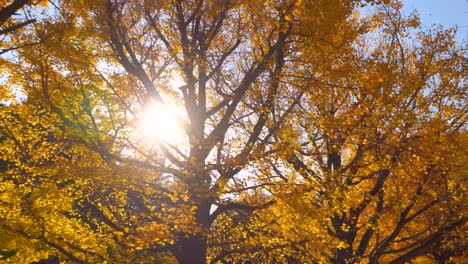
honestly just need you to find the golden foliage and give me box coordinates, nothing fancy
[0,0,466,263]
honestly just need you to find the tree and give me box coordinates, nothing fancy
[230,3,467,263]
[0,0,466,263]
[3,0,305,262]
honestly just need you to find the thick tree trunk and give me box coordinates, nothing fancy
[332,224,356,263]
[335,248,354,264]
[175,234,207,264]
[174,199,211,264]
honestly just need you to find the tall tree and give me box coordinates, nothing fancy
[0,0,465,263]
[2,0,304,262]
[239,2,467,263]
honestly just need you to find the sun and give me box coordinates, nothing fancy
[138,100,183,144]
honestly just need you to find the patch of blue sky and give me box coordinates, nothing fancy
[402,0,468,43]
[358,0,467,45]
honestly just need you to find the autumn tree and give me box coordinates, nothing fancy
[2,0,304,262]
[0,0,466,263]
[230,2,467,263]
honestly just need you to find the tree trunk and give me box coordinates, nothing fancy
[175,234,207,264]
[335,248,354,264]
[174,199,211,264]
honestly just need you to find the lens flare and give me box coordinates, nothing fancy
[139,100,182,143]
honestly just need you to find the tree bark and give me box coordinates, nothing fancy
[175,234,207,264]
[174,200,211,264]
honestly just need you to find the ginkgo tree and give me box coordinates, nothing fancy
[226,2,467,263]
[0,0,466,263]
[1,0,305,262]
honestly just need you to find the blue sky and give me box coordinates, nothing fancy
[402,0,468,43]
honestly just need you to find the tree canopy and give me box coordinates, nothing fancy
[0,0,466,263]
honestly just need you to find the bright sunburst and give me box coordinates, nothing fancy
[138,100,183,143]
